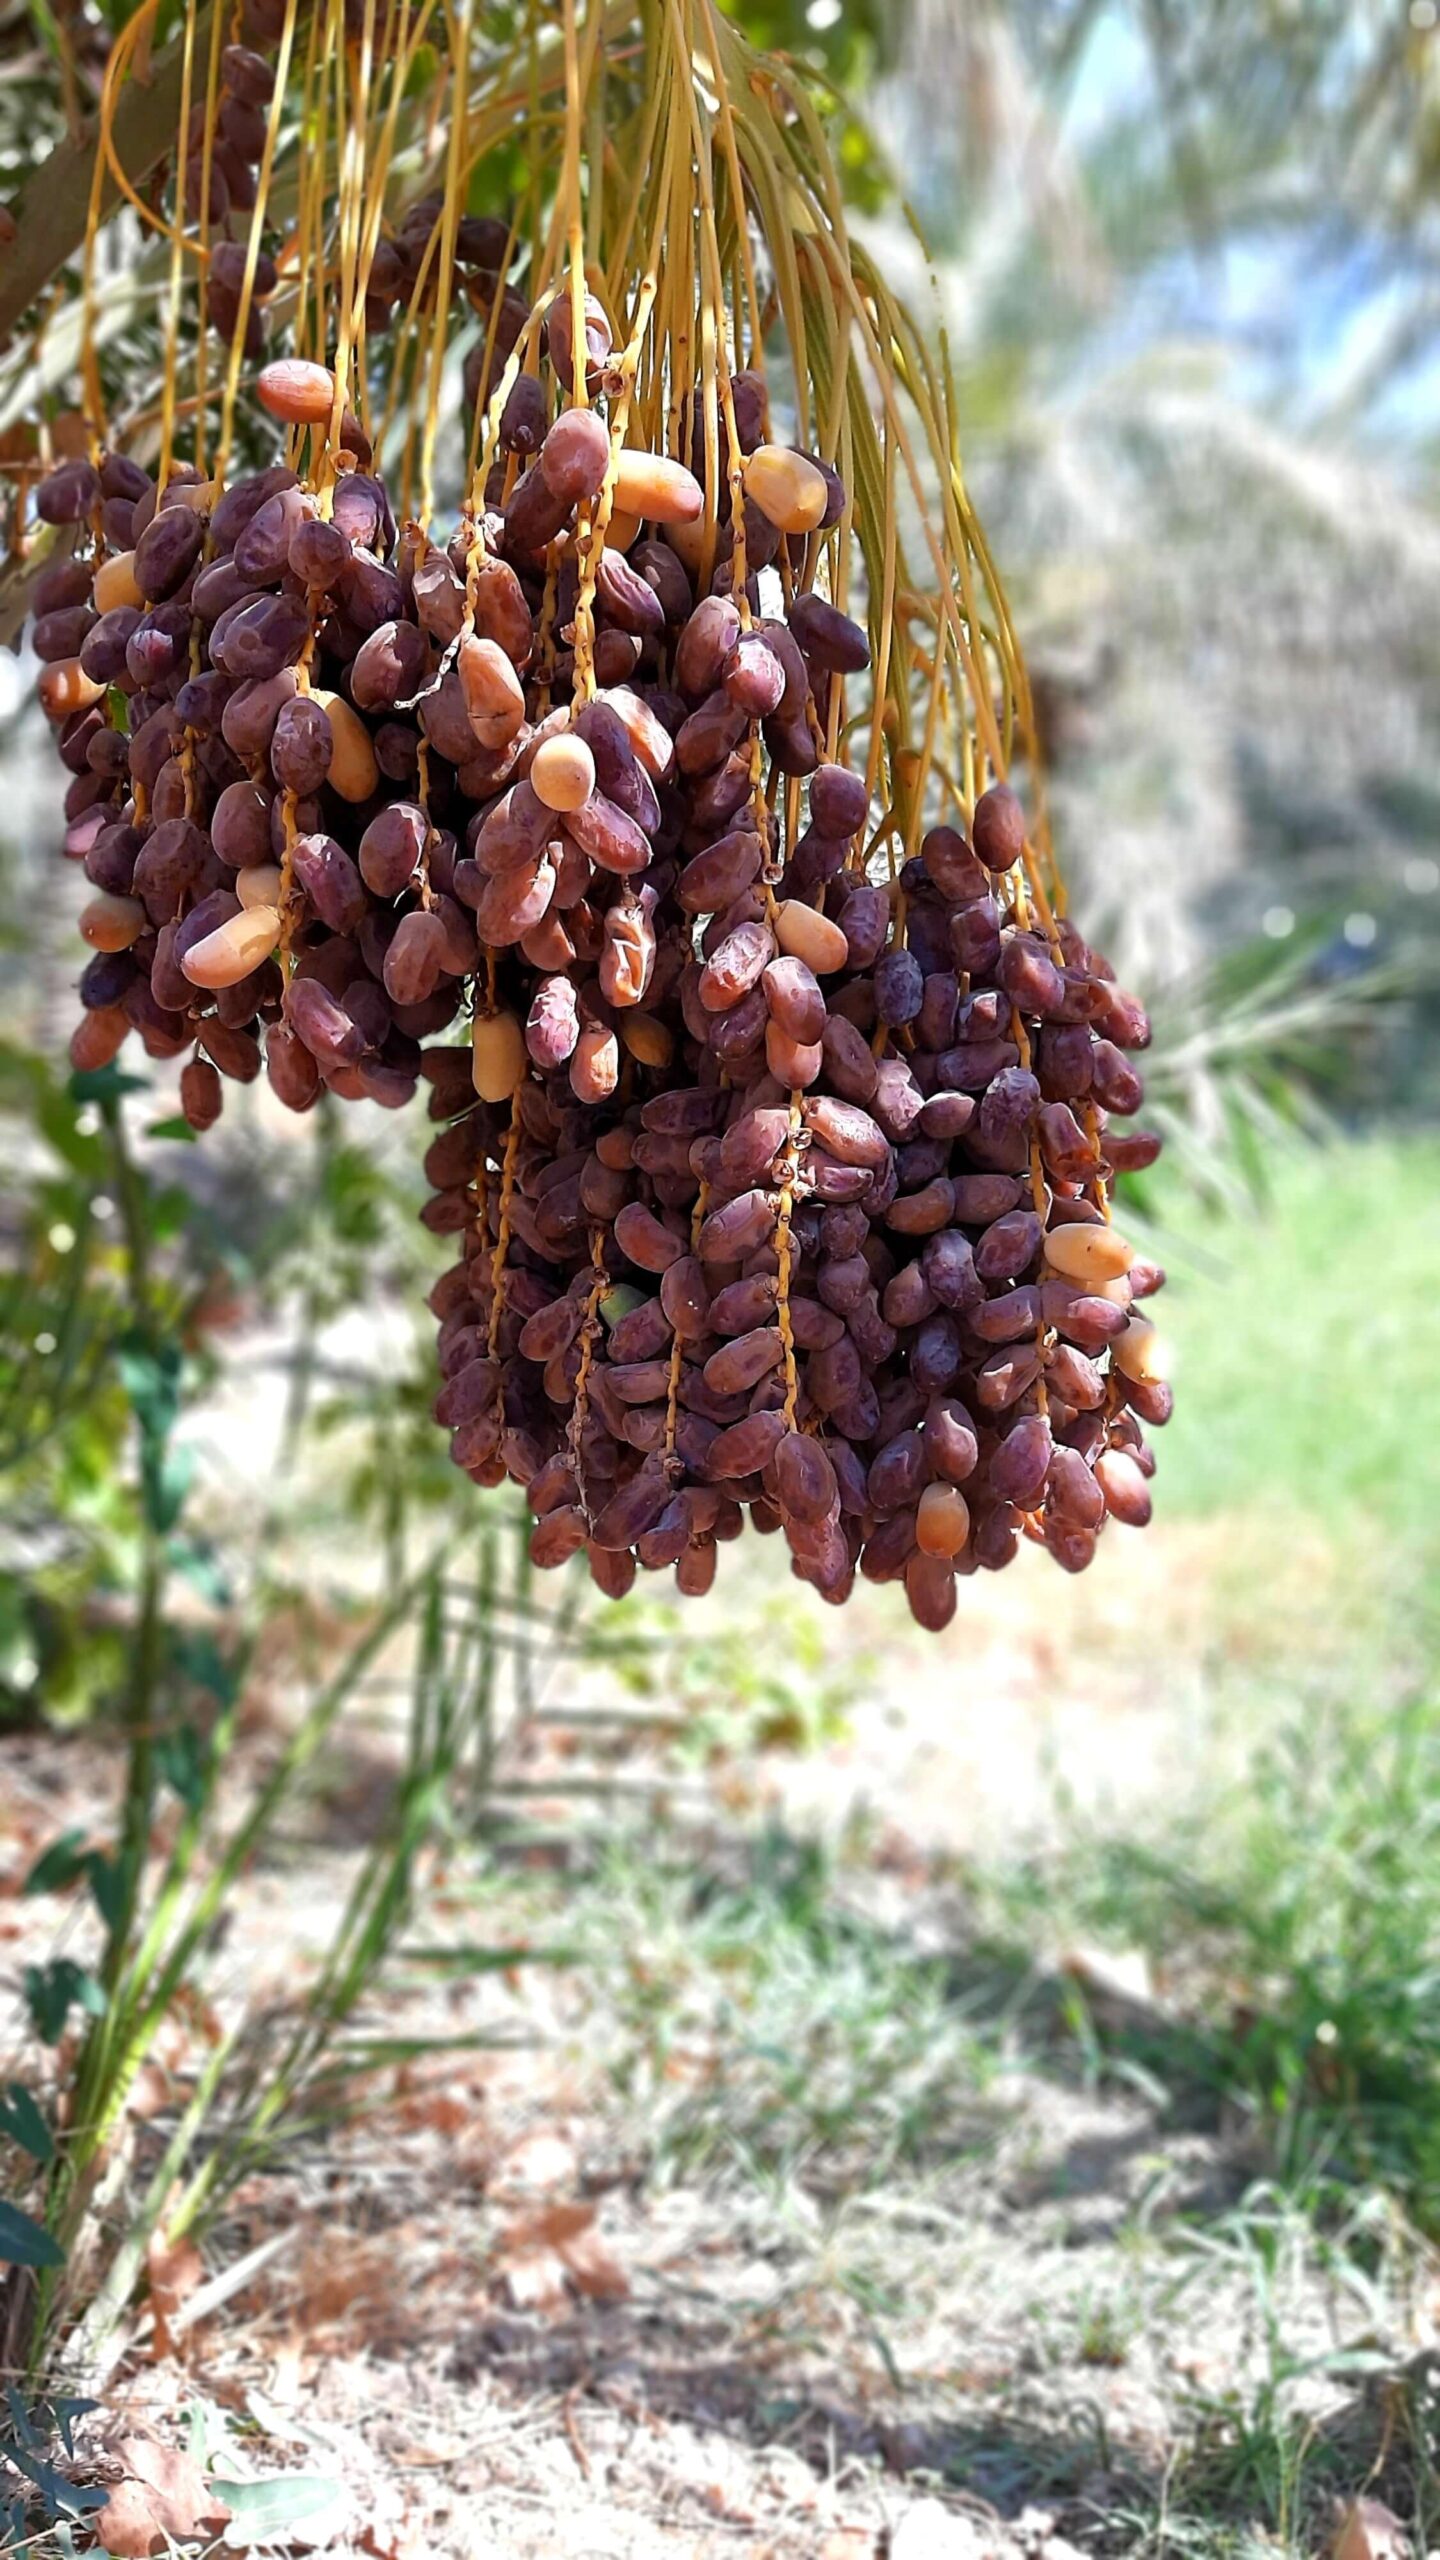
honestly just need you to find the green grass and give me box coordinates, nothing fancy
[978,1668,1440,2227]
[1154,2185,1439,2546]
[455,1825,998,2194]
[572,1826,1001,2191]
[1144,1133,1440,1549]
[442,1808,1440,2559]
[929,1139,1440,2243]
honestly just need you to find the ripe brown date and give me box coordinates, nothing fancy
[31,218,1164,1629]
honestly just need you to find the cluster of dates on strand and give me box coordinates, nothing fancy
[26,90,1170,1629]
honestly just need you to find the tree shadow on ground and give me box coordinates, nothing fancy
[448,2298,1160,2525]
[445,2305,1440,2549]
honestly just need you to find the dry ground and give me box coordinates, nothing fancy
[3,1499,1434,2560]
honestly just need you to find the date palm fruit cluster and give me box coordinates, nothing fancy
[22,0,1170,1623]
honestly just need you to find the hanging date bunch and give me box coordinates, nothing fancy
[19,0,1170,1626]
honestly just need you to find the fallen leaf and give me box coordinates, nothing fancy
[489,2128,578,2198]
[359,2511,431,2560]
[560,2215,630,2303]
[498,2239,568,2313]
[1059,1943,1156,2012]
[399,2088,472,2138]
[93,2483,182,2557]
[1332,2497,1409,2560]
[93,2430,232,2555]
[318,2231,413,2328]
[147,2231,205,2360]
[499,2198,599,2251]
[494,2198,629,2311]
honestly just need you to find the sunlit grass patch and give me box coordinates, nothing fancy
[1146,1134,1440,1556]
[976,1672,1440,2232]
[557,1827,1000,2194]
